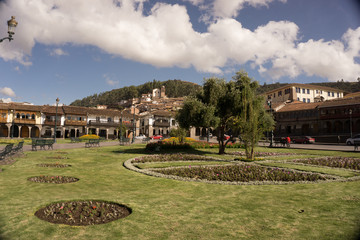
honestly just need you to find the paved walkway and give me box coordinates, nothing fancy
[22,141,122,152]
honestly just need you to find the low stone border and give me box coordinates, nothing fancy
[124,157,356,185]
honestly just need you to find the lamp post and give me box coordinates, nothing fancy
[0,16,18,43]
[54,98,59,143]
[132,105,136,144]
[349,109,353,139]
[10,109,15,138]
[267,100,274,147]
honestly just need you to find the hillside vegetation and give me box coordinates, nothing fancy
[70,79,201,107]
[70,79,360,107]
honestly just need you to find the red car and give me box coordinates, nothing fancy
[292,136,315,144]
[150,135,163,140]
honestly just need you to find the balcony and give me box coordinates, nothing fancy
[64,120,87,126]
[14,119,36,124]
[153,121,170,127]
[88,120,120,127]
[44,120,61,126]
[0,118,7,123]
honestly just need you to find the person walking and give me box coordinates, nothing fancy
[286,136,291,148]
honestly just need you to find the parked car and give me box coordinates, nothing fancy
[292,136,315,144]
[150,135,163,140]
[134,134,147,140]
[346,134,360,145]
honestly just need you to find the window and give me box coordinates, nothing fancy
[332,92,334,97]
[285,88,291,94]
[278,91,282,96]
[296,87,300,93]
[108,117,112,122]
[96,117,100,121]
[307,89,310,94]
[67,116,71,120]
[337,92,339,97]
[307,99,310,103]
[297,97,300,101]
[316,90,319,94]
[21,113,25,119]
[31,114,35,119]
[320,90,323,94]
[328,92,330,96]
[302,88,305,93]
[303,98,306,103]
[26,114,30,119]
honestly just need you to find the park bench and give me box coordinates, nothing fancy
[119,137,130,146]
[0,144,14,160]
[354,140,360,151]
[85,139,100,148]
[11,141,24,154]
[32,139,54,151]
[70,137,81,143]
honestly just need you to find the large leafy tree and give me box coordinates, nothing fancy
[231,71,274,160]
[176,72,274,156]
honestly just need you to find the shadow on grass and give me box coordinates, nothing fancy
[112,147,219,156]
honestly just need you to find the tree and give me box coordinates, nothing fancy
[176,71,274,156]
[231,71,274,160]
[169,127,187,144]
[176,77,239,154]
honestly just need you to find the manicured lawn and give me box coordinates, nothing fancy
[0,145,359,239]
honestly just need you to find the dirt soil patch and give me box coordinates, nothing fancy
[35,200,131,226]
[27,175,79,184]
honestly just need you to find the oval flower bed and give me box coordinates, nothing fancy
[35,200,131,226]
[293,157,360,170]
[152,164,334,183]
[27,176,79,184]
[36,163,71,168]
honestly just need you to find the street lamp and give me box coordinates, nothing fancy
[132,105,136,144]
[54,98,59,143]
[267,100,274,147]
[0,16,18,43]
[10,109,15,138]
[349,109,353,139]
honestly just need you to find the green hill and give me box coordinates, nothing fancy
[70,79,201,107]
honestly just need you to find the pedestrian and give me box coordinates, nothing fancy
[286,136,291,148]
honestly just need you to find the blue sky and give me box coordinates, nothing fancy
[0,0,359,105]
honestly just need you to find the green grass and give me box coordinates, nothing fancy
[0,145,359,240]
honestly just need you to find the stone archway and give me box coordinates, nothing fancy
[20,126,30,138]
[31,127,40,138]
[0,125,8,137]
[10,125,19,138]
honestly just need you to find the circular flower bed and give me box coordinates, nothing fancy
[35,200,131,226]
[37,163,71,168]
[229,151,296,157]
[28,176,79,184]
[293,157,360,170]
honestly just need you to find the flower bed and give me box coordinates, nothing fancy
[34,200,131,226]
[229,151,296,157]
[27,176,79,184]
[133,154,218,163]
[153,164,333,182]
[36,163,71,168]
[293,157,360,170]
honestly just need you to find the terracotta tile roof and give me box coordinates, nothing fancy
[1,103,43,111]
[152,110,174,117]
[264,83,346,94]
[42,105,64,114]
[62,105,88,115]
[276,102,322,112]
[343,92,360,98]
[318,96,360,108]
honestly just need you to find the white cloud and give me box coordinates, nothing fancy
[212,0,286,18]
[50,48,69,56]
[0,87,16,97]
[0,0,359,82]
[0,98,12,103]
[104,74,119,86]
